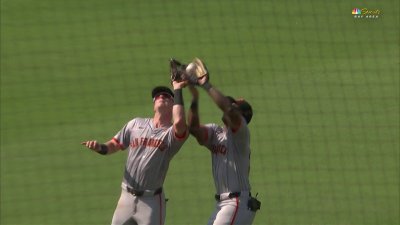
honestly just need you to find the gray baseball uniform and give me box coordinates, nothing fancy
[202,117,255,225]
[110,117,188,225]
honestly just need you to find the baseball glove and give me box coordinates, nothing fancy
[185,58,209,85]
[170,58,187,82]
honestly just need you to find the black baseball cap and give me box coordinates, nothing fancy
[151,86,174,99]
[226,96,253,124]
[236,98,253,124]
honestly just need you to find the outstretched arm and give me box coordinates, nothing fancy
[198,76,242,130]
[188,85,208,144]
[172,80,188,139]
[81,139,121,155]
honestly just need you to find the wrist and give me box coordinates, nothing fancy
[174,89,184,105]
[98,144,108,155]
[201,82,212,91]
[173,86,183,91]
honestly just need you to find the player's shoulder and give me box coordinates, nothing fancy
[231,117,250,135]
[131,117,150,122]
[204,123,219,129]
[126,117,151,127]
[204,123,223,133]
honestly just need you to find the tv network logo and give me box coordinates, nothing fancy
[352,8,361,15]
[352,8,381,19]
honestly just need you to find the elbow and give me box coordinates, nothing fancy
[174,119,187,133]
[189,124,200,135]
[188,125,196,134]
[174,117,186,128]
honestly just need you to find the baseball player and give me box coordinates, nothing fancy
[187,60,260,225]
[81,80,188,225]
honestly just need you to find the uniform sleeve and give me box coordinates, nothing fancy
[113,120,134,150]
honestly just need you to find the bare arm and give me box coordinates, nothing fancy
[172,80,188,138]
[198,76,242,130]
[81,139,121,155]
[188,85,208,144]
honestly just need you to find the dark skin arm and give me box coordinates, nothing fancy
[188,85,208,144]
[197,76,243,131]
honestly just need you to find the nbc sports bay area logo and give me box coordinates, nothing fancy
[352,8,381,19]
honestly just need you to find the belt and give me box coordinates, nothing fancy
[215,192,241,201]
[126,186,163,197]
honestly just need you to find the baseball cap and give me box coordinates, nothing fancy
[151,86,174,99]
[226,96,253,124]
[237,99,253,124]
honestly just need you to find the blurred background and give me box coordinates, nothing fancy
[1,0,399,224]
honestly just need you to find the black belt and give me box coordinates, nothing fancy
[126,187,163,196]
[215,192,241,201]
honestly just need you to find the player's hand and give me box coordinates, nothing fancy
[197,74,209,86]
[81,140,100,151]
[172,80,188,90]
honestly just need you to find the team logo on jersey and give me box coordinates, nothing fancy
[130,137,167,151]
[211,144,227,155]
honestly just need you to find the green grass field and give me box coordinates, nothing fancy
[1,0,399,224]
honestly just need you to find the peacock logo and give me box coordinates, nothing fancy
[352,8,361,15]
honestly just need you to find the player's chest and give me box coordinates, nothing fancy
[129,127,168,151]
[211,132,230,155]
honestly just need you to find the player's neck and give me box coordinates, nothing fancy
[153,113,172,128]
